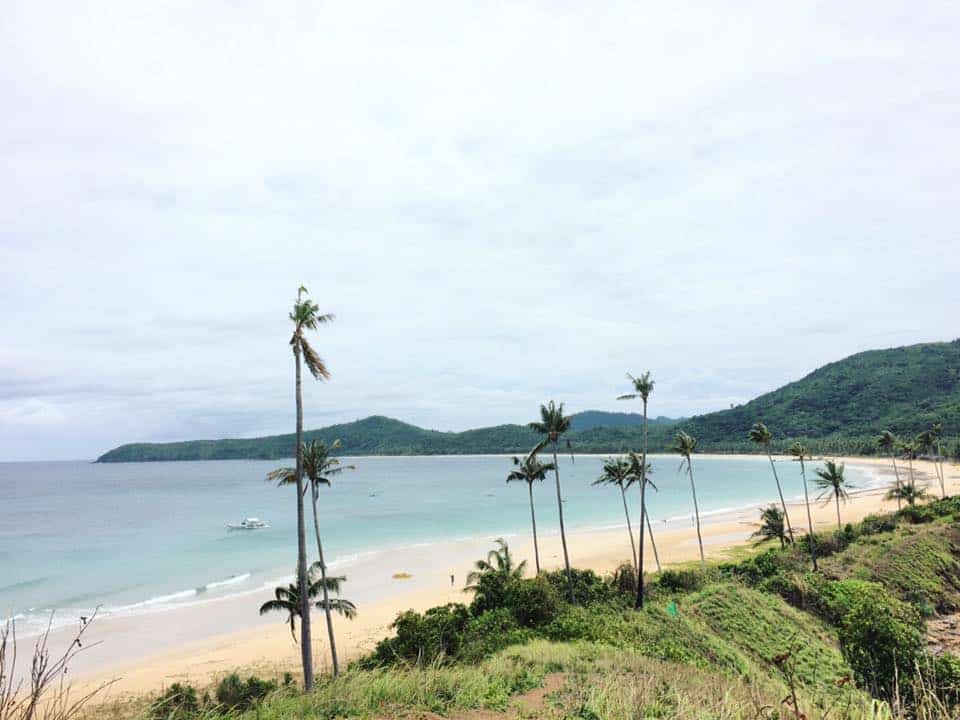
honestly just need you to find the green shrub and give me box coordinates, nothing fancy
[459,608,531,662]
[815,579,923,699]
[543,568,616,605]
[368,603,471,666]
[859,513,897,536]
[655,568,704,593]
[150,682,198,720]
[506,576,562,627]
[214,672,276,711]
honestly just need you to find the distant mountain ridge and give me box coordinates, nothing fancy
[96,412,677,463]
[96,339,960,462]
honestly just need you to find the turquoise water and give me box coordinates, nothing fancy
[0,455,877,634]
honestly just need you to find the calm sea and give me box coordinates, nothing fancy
[0,454,878,634]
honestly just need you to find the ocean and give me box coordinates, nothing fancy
[0,454,879,635]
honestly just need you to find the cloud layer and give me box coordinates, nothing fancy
[2,1,958,460]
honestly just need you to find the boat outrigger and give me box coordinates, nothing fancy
[226,517,270,530]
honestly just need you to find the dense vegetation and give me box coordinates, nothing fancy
[96,340,960,462]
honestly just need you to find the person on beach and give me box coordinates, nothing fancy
[450,573,455,586]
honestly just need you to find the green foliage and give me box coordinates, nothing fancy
[150,683,199,720]
[653,568,705,593]
[214,673,276,711]
[681,339,960,444]
[823,580,923,699]
[506,575,563,627]
[542,568,617,606]
[368,603,471,666]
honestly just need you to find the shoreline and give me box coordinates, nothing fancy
[31,455,957,701]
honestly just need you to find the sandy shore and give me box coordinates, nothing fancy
[53,454,956,702]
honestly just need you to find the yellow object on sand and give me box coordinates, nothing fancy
[392,572,412,580]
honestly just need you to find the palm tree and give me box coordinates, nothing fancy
[259,571,356,645]
[506,450,555,574]
[269,440,355,676]
[528,401,575,603]
[618,371,654,609]
[748,423,794,543]
[593,457,640,571]
[789,442,817,571]
[752,505,787,548]
[885,482,928,507]
[465,538,527,587]
[627,452,661,570]
[673,430,704,568]
[932,422,946,498]
[877,431,902,510]
[900,440,919,497]
[287,285,333,691]
[813,460,853,531]
[916,430,942,498]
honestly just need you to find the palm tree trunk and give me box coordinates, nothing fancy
[311,482,339,676]
[835,492,842,531]
[294,347,314,691]
[890,452,902,510]
[635,398,648,609]
[908,456,916,493]
[552,442,575,604]
[645,507,661,572]
[767,450,795,543]
[800,459,817,571]
[936,440,946,498]
[620,484,638,572]
[687,459,705,568]
[528,482,541,575]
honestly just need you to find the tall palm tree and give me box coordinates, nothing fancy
[752,505,787,548]
[916,430,942,497]
[877,431,902,509]
[269,440,355,676]
[900,440,919,497]
[287,285,333,691]
[673,430,704,568]
[932,422,946,497]
[506,450,555,574]
[627,452,660,568]
[813,460,853,531]
[748,423,794,543]
[618,371,654,609]
[259,571,356,645]
[528,401,575,603]
[789,442,817,571]
[593,457,640,571]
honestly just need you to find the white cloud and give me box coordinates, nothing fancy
[1,1,958,459]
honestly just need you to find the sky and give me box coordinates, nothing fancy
[1,2,958,461]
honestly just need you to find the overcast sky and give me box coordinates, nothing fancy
[1,2,958,461]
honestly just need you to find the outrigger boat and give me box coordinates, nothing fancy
[226,517,270,530]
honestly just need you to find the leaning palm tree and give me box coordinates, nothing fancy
[877,431,903,509]
[900,440,919,496]
[618,371,654,609]
[748,423,794,543]
[752,505,787,548]
[506,450,555,574]
[813,460,853,532]
[916,430,942,497]
[673,430,704,568]
[627,452,661,572]
[886,481,928,507]
[286,285,333,691]
[789,442,817,571]
[932,422,947,497]
[529,401,575,603]
[593,457,640,571]
[269,439,355,676]
[259,571,356,645]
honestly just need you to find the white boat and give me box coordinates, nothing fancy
[226,517,270,530]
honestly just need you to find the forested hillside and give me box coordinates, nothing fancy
[97,340,960,462]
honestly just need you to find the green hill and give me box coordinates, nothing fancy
[96,340,960,462]
[95,413,679,462]
[679,339,960,453]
